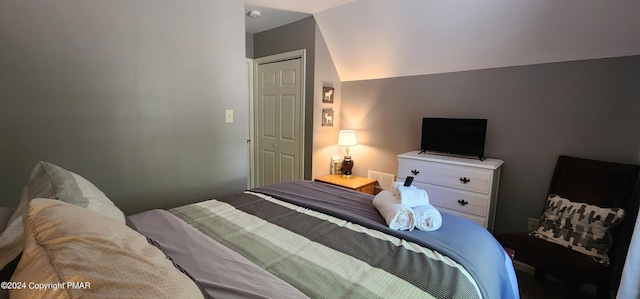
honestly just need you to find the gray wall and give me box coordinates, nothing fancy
[246,32,255,59]
[253,17,317,179]
[341,56,640,233]
[312,23,343,180]
[0,1,248,214]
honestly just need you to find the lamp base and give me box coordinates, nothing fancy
[342,155,353,178]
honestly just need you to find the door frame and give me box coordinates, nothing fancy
[249,49,306,188]
[245,58,254,189]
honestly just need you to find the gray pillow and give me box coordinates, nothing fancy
[0,208,14,235]
[0,162,125,269]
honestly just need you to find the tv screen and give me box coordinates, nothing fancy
[420,118,487,160]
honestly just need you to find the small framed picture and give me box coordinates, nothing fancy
[322,86,334,103]
[322,108,334,126]
[331,159,343,175]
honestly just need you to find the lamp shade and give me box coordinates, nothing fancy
[338,130,358,147]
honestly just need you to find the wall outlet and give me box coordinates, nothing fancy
[527,218,539,232]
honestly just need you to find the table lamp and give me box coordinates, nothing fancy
[338,130,358,177]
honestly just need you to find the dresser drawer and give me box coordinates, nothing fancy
[436,207,486,227]
[398,158,492,194]
[413,181,490,218]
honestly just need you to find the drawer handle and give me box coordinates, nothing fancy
[457,199,469,206]
[459,177,471,184]
[411,169,420,175]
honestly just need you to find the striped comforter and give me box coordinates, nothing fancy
[169,182,506,298]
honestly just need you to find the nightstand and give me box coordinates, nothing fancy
[315,174,376,195]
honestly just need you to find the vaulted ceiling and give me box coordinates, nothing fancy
[246,0,640,82]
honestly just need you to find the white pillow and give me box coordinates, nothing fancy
[10,198,204,298]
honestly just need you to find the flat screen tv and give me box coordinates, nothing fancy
[420,118,487,160]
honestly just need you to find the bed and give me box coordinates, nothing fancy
[0,162,519,298]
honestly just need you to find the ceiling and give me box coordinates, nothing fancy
[246,0,640,82]
[244,0,355,34]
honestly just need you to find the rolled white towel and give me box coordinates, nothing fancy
[372,190,415,231]
[392,182,430,207]
[414,204,442,231]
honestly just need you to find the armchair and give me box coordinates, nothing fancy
[496,155,639,298]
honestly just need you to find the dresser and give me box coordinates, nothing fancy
[397,151,504,231]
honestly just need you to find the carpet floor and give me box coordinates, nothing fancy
[516,268,597,299]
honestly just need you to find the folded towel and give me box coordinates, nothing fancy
[372,190,415,231]
[392,182,430,207]
[414,204,442,231]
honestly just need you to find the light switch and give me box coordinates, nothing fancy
[225,109,233,123]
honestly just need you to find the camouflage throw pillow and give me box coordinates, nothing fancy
[530,194,625,266]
